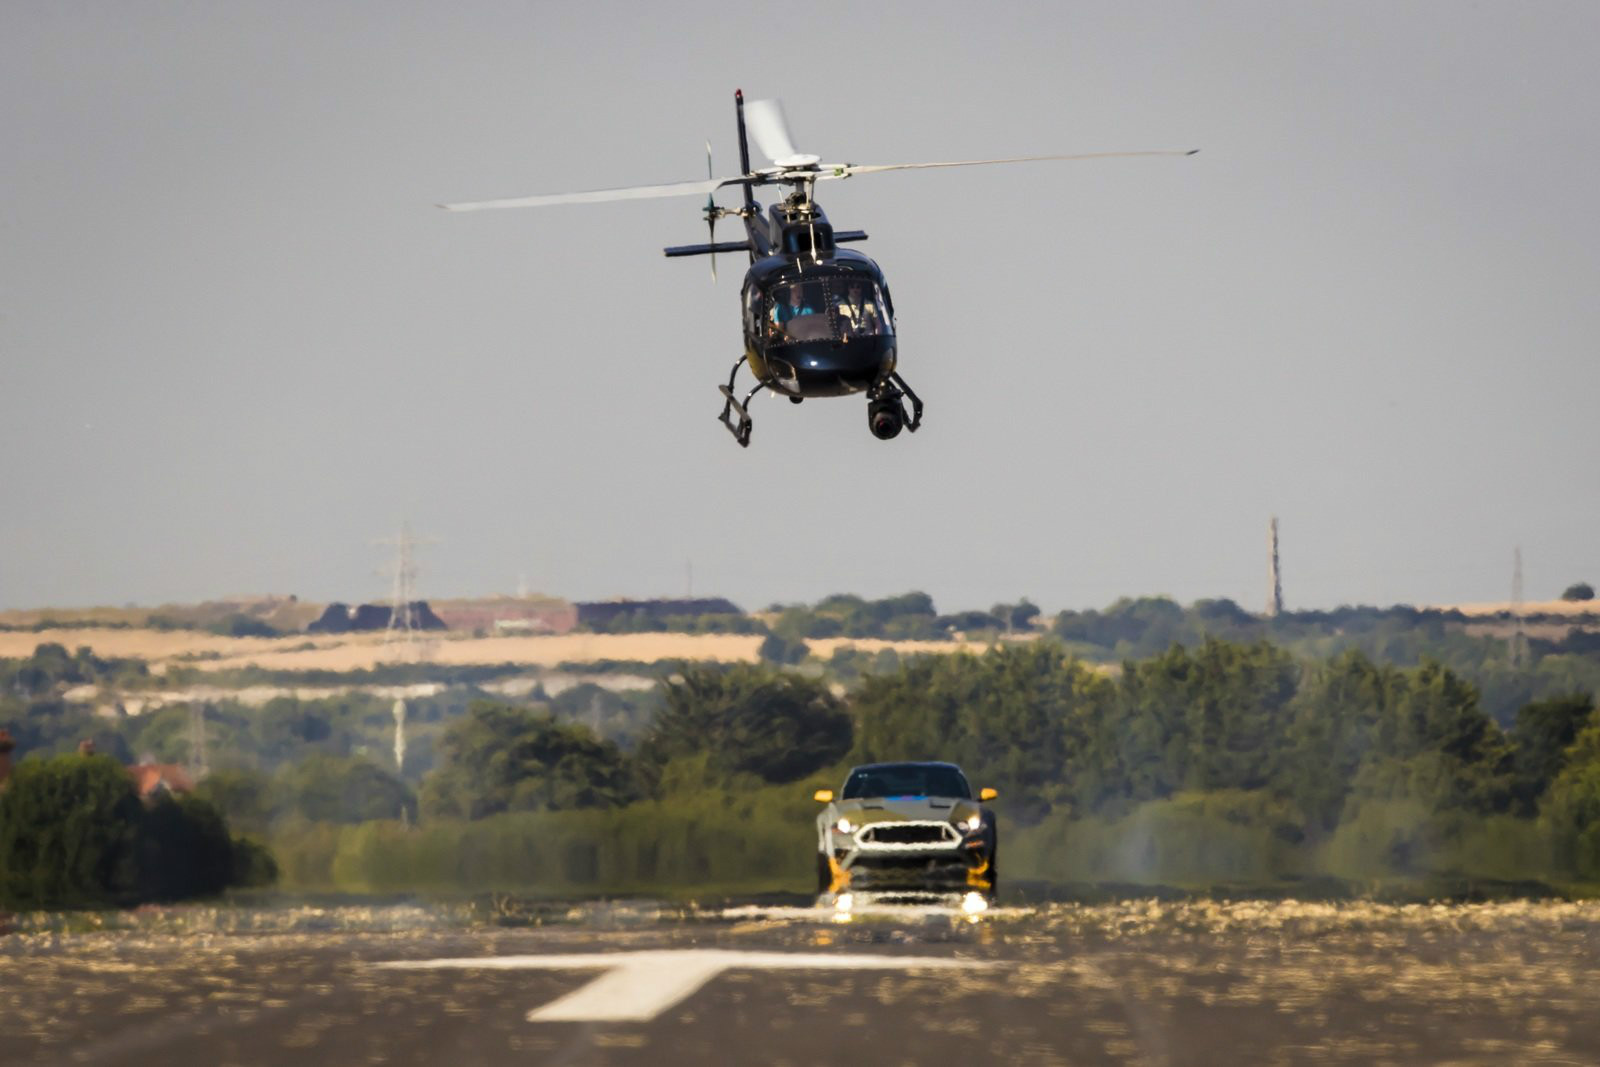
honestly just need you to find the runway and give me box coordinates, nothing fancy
[4,898,1599,1065]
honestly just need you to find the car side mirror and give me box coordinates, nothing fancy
[979,787,999,802]
[814,789,834,803]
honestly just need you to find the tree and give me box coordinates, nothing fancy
[0,753,142,907]
[1562,582,1595,602]
[852,642,1110,821]
[1509,693,1596,816]
[758,633,810,666]
[421,702,637,820]
[645,664,850,786]
[1282,651,1392,832]
[1002,599,1042,631]
[1539,716,1600,877]
[194,767,278,834]
[0,753,261,908]
[278,754,415,824]
[134,794,235,901]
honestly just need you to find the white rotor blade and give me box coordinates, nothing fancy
[440,176,747,212]
[743,98,818,168]
[827,149,1198,179]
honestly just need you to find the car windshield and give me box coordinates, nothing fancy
[765,276,892,345]
[842,764,971,800]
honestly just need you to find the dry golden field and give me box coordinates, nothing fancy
[0,628,1012,673]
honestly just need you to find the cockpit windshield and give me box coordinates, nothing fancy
[842,764,971,800]
[765,276,893,345]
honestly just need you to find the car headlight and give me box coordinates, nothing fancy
[957,814,982,833]
[834,818,856,835]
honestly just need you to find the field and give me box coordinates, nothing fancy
[0,627,1001,673]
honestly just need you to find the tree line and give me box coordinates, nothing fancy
[6,632,1600,899]
[272,641,1600,894]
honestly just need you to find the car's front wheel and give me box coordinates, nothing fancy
[816,852,831,895]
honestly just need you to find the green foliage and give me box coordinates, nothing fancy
[770,591,941,641]
[991,599,1042,631]
[229,835,279,888]
[1281,651,1391,832]
[1008,791,1308,886]
[584,612,766,635]
[545,683,661,749]
[1509,694,1595,815]
[134,794,235,900]
[421,702,636,820]
[1561,582,1595,602]
[146,612,284,637]
[1110,639,1300,800]
[0,642,148,696]
[276,754,414,824]
[0,754,142,907]
[758,633,810,666]
[0,754,265,908]
[271,776,824,895]
[852,642,1110,821]
[643,663,850,786]
[1542,717,1600,878]
[0,697,134,764]
[193,767,277,834]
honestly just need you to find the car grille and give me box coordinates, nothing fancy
[860,822,959,846]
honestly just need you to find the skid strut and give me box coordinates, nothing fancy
[891,371,924,433]
[717,355,763,447]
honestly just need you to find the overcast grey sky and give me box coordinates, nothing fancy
[2,1,1596,614]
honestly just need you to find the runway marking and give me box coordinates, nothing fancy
[376,948,995,1022]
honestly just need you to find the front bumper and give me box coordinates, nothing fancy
[828,822,993,893]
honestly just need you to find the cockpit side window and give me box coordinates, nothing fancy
[742,285,759,337]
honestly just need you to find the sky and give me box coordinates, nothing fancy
[2,1,1597,615]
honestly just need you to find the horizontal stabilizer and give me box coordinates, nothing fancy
[663,240,751,258]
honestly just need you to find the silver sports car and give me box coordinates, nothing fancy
[813,761,998,901]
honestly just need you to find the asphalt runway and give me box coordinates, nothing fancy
[4,898,1600,1065]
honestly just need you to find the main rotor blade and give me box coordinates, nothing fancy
[743,98,817,167]
[440,176,749,212]
[829,149,1199,178]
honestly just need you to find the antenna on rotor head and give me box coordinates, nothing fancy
[735,90,755,213]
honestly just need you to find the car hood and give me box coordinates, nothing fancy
[833,796,979,824]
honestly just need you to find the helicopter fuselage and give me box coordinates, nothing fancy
[444,89,1192,447]
[740,245,896,398]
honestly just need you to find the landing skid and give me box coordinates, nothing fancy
[717,355,763,447]
[718,358,925,447]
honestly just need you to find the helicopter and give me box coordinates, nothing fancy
[442,92,1196,447]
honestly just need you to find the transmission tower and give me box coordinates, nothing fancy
[374,522,437,663]
[1510,545,1526,668]
[188,704,210,780]
[1266,517,1283,618]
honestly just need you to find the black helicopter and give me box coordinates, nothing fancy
[443,92,1195,447]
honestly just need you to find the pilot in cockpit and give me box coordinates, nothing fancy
[769,284,819,338]
[836,279,882,341]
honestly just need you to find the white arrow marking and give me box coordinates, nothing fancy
[376,948,994,1022]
